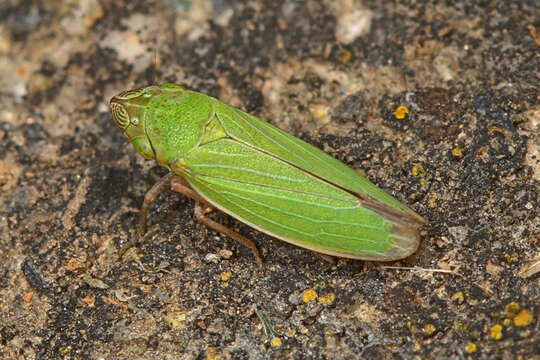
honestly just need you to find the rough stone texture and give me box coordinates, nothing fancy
[0,1,538,359]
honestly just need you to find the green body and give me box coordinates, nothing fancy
[110,84,426,261]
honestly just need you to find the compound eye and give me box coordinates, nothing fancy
[115,88,144,100]
[110,102,130,131]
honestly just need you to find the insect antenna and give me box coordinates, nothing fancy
[151,46,158,84]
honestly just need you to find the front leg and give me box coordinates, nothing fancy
[123,173,264,266]
[119,172,175,257]
[137,174,206,240]
[137,172,176,239]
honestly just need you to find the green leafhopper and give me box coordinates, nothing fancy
[109,83,426,264]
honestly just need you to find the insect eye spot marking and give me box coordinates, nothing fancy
[116,88,144,100]
[110,102,130,131]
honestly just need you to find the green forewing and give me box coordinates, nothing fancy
[182,139,409,260]
[210,98,423,222]
[170,92,425,260]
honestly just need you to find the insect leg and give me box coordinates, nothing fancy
[138,172,176,239]
[118,172,175,258]
[317,253,337,264]
[192,202,264,267]
[171,176,264,266]
[170,175,212,206]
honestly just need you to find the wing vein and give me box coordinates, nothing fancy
[235,110,312,166]
[197,173,358,206]
[205,184,383,245]
[217,187,387,234]
[196,163,307,183]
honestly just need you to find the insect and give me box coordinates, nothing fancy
[109,83,426,264]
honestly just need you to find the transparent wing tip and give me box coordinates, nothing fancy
[383,222,422,261]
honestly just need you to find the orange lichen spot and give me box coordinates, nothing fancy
[451,146,463,157]
[23,291,34,303]
[16,65,28,77]
[513,309,533,327]
[487,126,510,138]
[66,258,83,271]
[413,342,421,351]
[395,105,409,119]
[302,289,318,303]
[83,296,95,307]
[102,295,120,306]
[220,270,232,282]
[318,292,336,305]
[270,337,282,347]
[490,324,503,340]
[465,342,478,353]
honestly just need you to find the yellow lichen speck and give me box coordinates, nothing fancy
[395,105,409,119]
[504,301,520,317]
[451,146,463,157]
[513,309,533,327]
[490,324,503,340]
[220,270,232,282]
[318,292,336,305]
[465,342,478,354]
[422,323,436,336]
[270,337,282,347]
[302,289,318,303]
